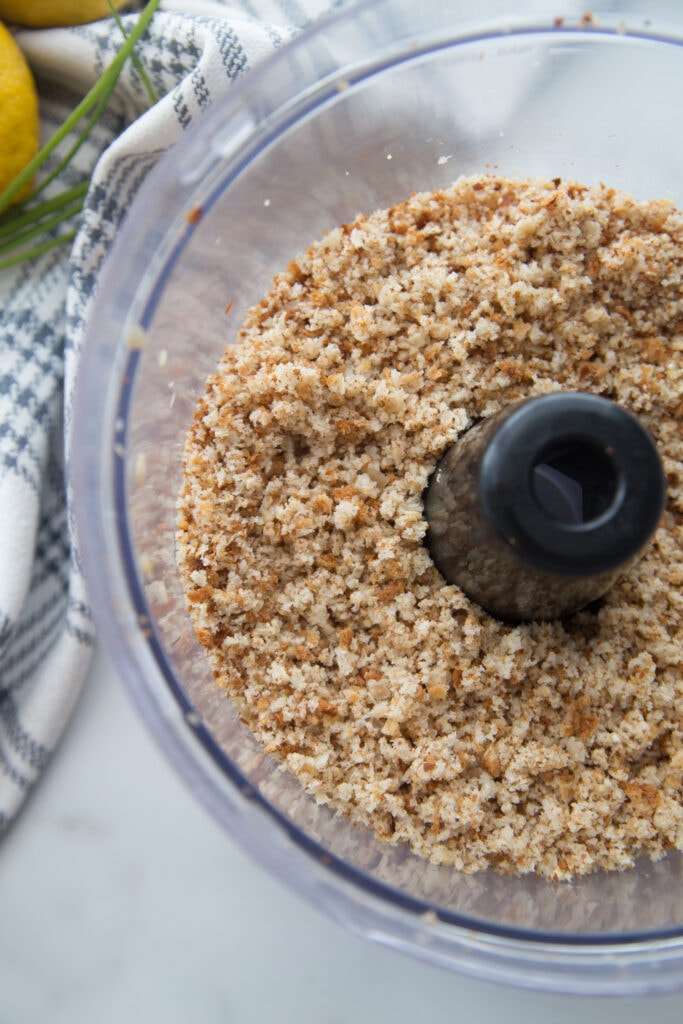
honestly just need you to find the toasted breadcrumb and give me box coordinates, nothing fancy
[177,174,683,880]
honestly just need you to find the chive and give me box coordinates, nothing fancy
[0,181,89,238]
[24,79,116,205]
[0,0,161,216]
[0,197,84,257]
[0,231,78,272]
[109,0,158,106]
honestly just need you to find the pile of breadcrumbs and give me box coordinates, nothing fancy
[177,175,683,880]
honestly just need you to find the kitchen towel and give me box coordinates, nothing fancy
[0,0,342,833]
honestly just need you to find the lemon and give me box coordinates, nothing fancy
[0,21,39,204]
[0,0,126,27]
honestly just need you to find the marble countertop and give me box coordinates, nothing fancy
[3,644,683,1023]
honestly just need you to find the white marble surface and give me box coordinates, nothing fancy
[2,645,683,1023]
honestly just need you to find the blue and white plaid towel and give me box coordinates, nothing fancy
[0,0,341,833]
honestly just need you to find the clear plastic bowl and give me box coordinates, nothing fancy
[73,0,683,995]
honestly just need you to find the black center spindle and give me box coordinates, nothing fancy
[423,392,666,621]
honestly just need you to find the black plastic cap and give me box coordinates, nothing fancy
[479,392,666,576]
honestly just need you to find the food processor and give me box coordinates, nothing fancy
[72,0,683,995]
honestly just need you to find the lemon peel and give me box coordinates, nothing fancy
[0,0,126,27]
[0,21,39,205]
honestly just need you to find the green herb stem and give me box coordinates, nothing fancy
[109,0,158,106]
[0,0,161,216]
[0,181,89,239]
[24,82,115,206]
[0,198,85,258]
[0,231,78,272]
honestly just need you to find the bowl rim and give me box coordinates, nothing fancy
[72,0,683,994]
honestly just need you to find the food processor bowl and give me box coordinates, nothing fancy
[72,0,683,995]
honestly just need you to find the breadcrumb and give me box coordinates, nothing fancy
[177,174,683,879]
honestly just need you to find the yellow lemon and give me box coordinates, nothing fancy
[0,21,39,204]
[0,0,126,27]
